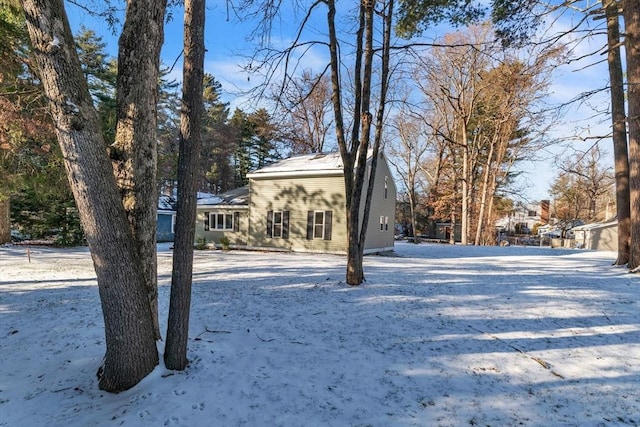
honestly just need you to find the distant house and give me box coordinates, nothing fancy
[495,202,546,234]
[572,220,618,251]
[157,194,176,243]
[195,151,397,254]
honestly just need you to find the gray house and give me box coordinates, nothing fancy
[195,151,396,254]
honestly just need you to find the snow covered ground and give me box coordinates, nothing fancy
[1,242,639,426]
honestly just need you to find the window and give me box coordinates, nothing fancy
[384,176,388,199]
[171,214,176,234]
[380,215,389,231]
[307,210,332,240]
[314,211,325,239]
[204,211,237,231]
[267,210,289,239]
[273,211,283,237]
[528,210,537,217]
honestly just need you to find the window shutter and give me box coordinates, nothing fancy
[306,211,314,240]
[324,210,332,240]
[204,212,210,231]
[233,212,240,232]
[283,211,290,239]
[266,210,273,237]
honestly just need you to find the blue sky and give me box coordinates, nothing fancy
[65,1,613,203]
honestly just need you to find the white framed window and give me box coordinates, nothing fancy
[171,214,176,234]
[314,211,325,239]
[384,176,388,199]
[208,212,233,230]
[307,210,333,240]
[380,215,389,231]
[273,211,283,238]
[267,210,289,239]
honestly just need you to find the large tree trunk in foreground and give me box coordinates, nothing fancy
[164,0,205,370]
[111,0,168,340]
[605,0,630,266]
[625,0,640,271]
[0,198,9,244]
[21,0,158,392]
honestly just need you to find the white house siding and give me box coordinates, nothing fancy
[248,174,348,253]
[591,225,617,251]
[574,221,618,252]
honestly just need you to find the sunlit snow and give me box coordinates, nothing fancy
[1,242,638,426]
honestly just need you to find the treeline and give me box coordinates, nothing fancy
[0,21,287,243]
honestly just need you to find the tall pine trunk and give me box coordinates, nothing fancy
[625,0,640,270]
[0,198,9,244]
[605,0,630,266]
[21,0,158,392]
[474,138,495,245]
[111,0,167,339]
[164,0,205,370]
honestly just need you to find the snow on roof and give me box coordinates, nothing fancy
[197,186,249,206]
[572,219,617,231]
[247,152,345,178]
[158,194,176,211]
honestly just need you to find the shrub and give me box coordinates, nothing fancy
[219,236,231,251]
[195,236,208,250]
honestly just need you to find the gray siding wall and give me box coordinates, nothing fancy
[361,153,397,252]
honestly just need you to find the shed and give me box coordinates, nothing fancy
[572,220,618,251]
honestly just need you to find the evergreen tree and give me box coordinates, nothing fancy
[200,74,232,192]
[75,28,118,145]
[229,108,254,187]
[0,2,78,244]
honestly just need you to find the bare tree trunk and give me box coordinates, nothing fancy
[111,0,167,339]
[461,129,469,245]
[625,0,640,270]
[605,0,630,266]
[21,0,158,392]
[485,184,496,245]
[409,187,419,242]
[449,209,456,245]
[0,198,9,244]
[474,138,495,245]
[164,0,205,370]
[362,0,394,247]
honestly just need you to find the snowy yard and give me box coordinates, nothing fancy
[1,242,639,426]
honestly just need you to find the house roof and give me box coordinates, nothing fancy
[197,186,249,207]
[158,194,177,211]
[246,152,345,179]
[572,219,617,231]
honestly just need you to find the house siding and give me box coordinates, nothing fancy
[194,151,396,254]
[249,174,348,253]
[574,222,618,251]
[195,207,249,247]
[361,153,396,252]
